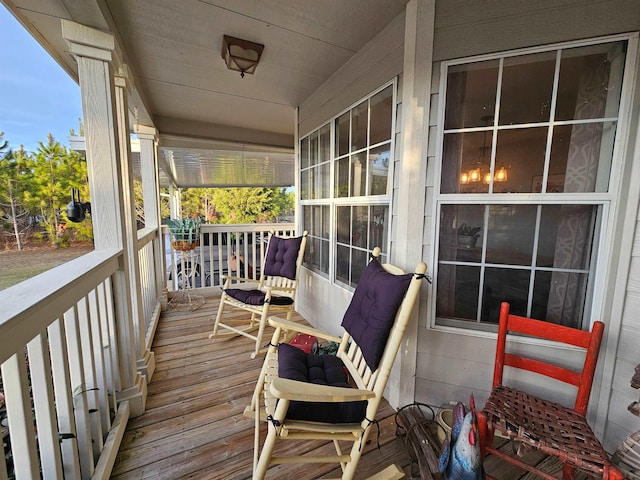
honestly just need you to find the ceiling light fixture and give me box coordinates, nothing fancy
[221,35,264,78]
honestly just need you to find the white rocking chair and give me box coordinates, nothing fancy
[210,231,308,358]
[246,248,427,479]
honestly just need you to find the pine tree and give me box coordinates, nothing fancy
[0,145,32,249]
[24,134,90,245]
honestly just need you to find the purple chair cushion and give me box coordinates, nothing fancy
[277,343,367,424]
[263,235,303,280]
[341,258,412,371]
[225,288,294,306]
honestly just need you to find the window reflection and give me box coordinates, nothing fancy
[301,82,395,285]
[369,145,389,195]
[436,264,481,321]
[445,60,499,130]
[303,205,330,275]
[437,40,626,329]
[336,205,389,287]
[437,203,597,327]
[499,52,555,125]
[556,43,625,121]
[370,86,393,145]
[352,101,368,152]
[485,205,536,265]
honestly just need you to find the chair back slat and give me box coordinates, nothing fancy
[506,312,595,348]
[494,301,604,415]
[263,355,279,416]
[504,353,582,387]
[262,276,294,290]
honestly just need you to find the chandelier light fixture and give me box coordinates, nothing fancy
[459,115,508,186]
[460,165,508,185]
[221,35,264,78]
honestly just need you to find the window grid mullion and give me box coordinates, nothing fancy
[527,205,544,317]
[541,50,563,194]
[488,59,504,194]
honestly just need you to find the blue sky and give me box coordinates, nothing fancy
[0,4,82,153]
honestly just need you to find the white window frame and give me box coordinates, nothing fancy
[430,33,638,333]
[300,79,397,290]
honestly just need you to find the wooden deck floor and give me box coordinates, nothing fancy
[111,295,582,479]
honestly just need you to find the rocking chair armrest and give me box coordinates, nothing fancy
[270,378,375,403]
[268,316,343,343]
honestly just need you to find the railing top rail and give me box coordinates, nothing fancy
[0,248,121,365]
[137,226,158,247]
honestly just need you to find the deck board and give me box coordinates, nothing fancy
[111,295,585,479]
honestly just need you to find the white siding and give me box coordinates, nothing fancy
[433,0,640,62]
[420,1,640,454]
[298,11,405,136]
[298,0,640,455]
[608,247,640,449]
[297,10,406,335]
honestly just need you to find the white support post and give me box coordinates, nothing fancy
[389,0,435,408]
[136,125,160,379]
[169,185,181,219]
[62,19,147,417]
[113,66,155,386]
[137,126,164,297]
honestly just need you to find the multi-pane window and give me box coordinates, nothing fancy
[335,87,393,198]
[303,205,330,274]
[300,123,331,200]
[336,204,389,286]
[301,83,394,287]
[435,39,627,330]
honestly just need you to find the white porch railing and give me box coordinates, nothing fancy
[0,225,167,478]
[0,223,295,479]
[0,249,128,479]
[163,223,295,293]
[137,227,163,351]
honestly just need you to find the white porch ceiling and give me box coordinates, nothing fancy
[4,0,410,188]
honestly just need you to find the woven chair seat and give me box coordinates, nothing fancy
[483,385,611,476]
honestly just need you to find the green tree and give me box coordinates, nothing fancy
[180,187,209,219]
[0,143,32,249]
[173,187,294,224]
[269,188,294,222]
[23,135,91,245]
[211,188,274,224]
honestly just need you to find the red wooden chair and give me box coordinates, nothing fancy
[477,302,624,480]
